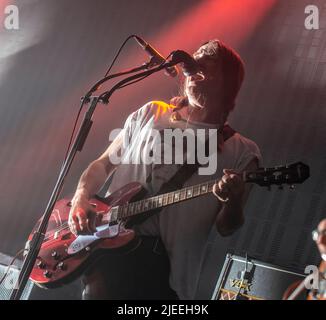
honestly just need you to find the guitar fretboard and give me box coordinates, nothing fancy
[101,161,309,223]
[108,179,219,222]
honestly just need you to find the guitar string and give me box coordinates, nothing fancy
[36,167,301,243]
[42,179,220,242]
[42,173,271,242]
[42,188,207,242]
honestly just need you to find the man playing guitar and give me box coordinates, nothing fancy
[67,39,262,300]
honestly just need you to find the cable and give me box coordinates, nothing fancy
[118,52,174,90]
[104,35,138,77]
[61,35,138,164]
[106,52,174,92]
[61,99,85,165]
[117,74,151,89]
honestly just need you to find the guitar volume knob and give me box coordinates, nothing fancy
[43,270,52,278]
[51,251,60,259]
[57,262,66,270]
[36,260,46,269]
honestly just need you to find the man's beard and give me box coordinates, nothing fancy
[186,85,208,109]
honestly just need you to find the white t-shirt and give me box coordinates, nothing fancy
[107,101,262,299]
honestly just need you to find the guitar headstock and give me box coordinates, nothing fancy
[245,162,310,188]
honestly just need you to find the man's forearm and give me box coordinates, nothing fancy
[74,160,111,201]
[216,200,244,237]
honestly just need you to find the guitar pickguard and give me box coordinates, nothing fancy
[67,222,121,255]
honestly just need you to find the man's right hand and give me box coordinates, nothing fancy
[67,131,122,236]
[68,195,98,236]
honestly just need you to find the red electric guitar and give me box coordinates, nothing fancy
[27,162,309,288]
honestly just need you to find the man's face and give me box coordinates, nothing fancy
[316,219,326,255]
[185,42,224,110]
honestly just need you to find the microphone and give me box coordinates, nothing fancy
[170,50,202,77]
[134,36,179,77]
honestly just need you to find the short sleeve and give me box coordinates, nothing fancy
[121,110,138,146]
[235,135,263,171]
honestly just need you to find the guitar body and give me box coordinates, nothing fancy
[28,182,144,288]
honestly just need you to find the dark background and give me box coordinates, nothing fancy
[0,0,325,299]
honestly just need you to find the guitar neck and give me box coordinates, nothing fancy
[105,160,311,223]
[108,173,247,222]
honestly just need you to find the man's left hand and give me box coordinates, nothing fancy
[213,169,245,203]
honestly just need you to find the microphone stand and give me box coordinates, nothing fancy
[9,55,181,300]
[84,59,160,101]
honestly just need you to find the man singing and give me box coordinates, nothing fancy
[68,39,262,300]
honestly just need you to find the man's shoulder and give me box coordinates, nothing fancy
[230,132,260,154]
[229,131,262,166]
[232,132,259,150]
[133,100,175,121]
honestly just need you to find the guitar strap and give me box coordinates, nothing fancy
[125,124,236,228]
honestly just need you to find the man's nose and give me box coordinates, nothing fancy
[189,73,205,82]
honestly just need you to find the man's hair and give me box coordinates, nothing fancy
[214,39,245,112]
[170,39,245,114]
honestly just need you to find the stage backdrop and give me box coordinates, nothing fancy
[0,0,325,299]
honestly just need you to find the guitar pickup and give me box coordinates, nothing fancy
[61,233,72,240]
